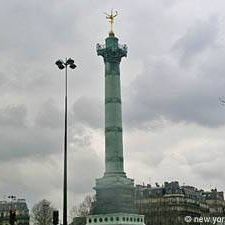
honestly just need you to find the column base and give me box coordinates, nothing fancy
[93,175,136,214]
[86,213,145,225]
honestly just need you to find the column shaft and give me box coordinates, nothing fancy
[105,61,124,174]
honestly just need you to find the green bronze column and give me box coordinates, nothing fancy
[93,31,137,214]
[91,11,143,217]
[97,32,127,175]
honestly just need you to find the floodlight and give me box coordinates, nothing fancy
[67,58,74,65]
[55,60,65,69]
[69,63,77,69]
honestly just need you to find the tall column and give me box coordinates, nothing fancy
[97,33,127,175]
[87,13,145,224]
[93,33,137,215]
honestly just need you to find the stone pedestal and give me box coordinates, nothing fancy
[93,175,136,214]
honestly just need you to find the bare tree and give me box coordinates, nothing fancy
[31,199,55,225]
[70,195,95,219]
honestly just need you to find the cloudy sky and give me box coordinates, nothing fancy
[1,0,225,222]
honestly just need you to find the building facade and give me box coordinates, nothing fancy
[135,181,225,225]
[0,199,29,225]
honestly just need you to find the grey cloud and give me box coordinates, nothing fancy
[192,161,225,182]
[161,0,178,7]
[124,65,225,128]
[123,16,225,128]
[0,104,62,161]
[173,16,219,65]
[0,73,7,87]
[35,99,63,129]
[0,104,27,127]
[72,96,103,129]
[0,1,80,60]
[68,147,103,194]
[0,126,61,161]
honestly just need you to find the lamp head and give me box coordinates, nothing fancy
[67,58,74,65]
[55,59,65,70]
[69,63,77,69]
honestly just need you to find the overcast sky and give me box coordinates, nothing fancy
[1,0,225,222]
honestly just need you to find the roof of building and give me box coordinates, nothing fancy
[135,181,224,202]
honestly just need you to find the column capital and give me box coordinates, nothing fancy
[96,36,127,63]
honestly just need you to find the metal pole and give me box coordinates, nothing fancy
[56,57,76,225]
[63,61,68,225]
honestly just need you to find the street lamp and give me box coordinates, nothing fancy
[55,58,77,225]
[8,196,16,225]
[8,195,16,210]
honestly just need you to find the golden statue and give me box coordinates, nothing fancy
[105,9,118,34]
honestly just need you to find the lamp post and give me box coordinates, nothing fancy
[8,195,16,211]
[8,196,16,225]
[55,58,77,225]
